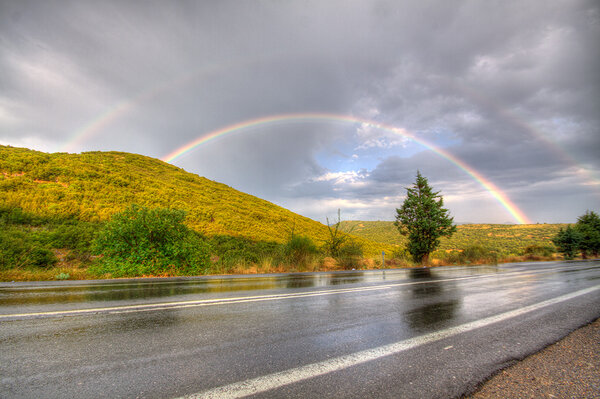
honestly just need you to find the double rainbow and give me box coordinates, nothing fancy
[161,112,531,224]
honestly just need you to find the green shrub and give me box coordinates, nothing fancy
[460,245,498,265]
[208,235,281,268]
[391,247,412,261]
[0,205,44,226]
[336,241,363,270]
[91,205,211,277]
[28,246,58,267]
[55,272,70,280]
[0,227,57,270]
[283,235,319,267]
[521,244,555,258]
[50,221,99,255]
[435,249,461,264]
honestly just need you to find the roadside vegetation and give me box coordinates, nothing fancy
[343,221,566,263]
[0,205,97,280]
[4,202,594,282]
[552,211,600,260]
[91,205,212,277]
[0,204,376,280]
[1,145,597,281]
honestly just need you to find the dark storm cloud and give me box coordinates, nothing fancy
[0,0,598,222]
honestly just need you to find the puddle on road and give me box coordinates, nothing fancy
[0,265,515,308]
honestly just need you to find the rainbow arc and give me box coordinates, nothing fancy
[161,113,532,224]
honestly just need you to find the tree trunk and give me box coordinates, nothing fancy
[421,253,429,266]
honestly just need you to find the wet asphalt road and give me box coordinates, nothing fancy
[1,261,599,399]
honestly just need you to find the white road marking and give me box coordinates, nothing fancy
[179,285,600,399]
[0,267,567,320]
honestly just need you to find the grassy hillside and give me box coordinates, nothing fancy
[0,145,390,256]
[341,221,566,256]
[0,145,570,280]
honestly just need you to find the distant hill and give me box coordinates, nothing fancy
[0,145,391,256]
[340,220,567,255]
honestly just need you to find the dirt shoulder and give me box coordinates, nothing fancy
[467,317,600,398]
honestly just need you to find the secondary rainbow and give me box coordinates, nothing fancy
[58,67,598,195]
[161,112,531,224]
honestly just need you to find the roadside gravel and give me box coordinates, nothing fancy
[467,318,600,398]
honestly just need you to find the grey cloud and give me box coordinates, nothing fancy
[0,0,598,223]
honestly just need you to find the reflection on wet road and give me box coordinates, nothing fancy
[0,271,373,307]
[1,261,599,399]
[0,263,553,310]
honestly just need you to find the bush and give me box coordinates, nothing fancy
[28,246,58,267]
[0,227,57,270]
[55,272,70,280]
[336,241,363,270]
[461,245,498,265]
[434,249,461,265]
[0,205,44,226]
[322,209,352,257]
[208,235,281,268]
[92,205,211,277]
[283,235,319,267]
[521,244,555,259]
[391,247,412,262]
[50,221,99,256]
[432,246,500,266]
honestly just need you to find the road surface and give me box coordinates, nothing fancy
[1,261,599,398]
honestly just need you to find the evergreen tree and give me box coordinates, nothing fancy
[395,171,456,265]
[552,225,582,260]
[574,210,600,258]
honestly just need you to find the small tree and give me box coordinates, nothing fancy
[574,210,600,259]
[323,209,353,257]
[552,225,582,260]
[395,171,456,265]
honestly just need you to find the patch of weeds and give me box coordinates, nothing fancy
[55,272,70,280]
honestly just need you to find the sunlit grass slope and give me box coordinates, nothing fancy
[0,145,389,256]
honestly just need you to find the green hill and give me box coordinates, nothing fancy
[341,220,566,256]
[0,145,389,256]
[0,145,571,280]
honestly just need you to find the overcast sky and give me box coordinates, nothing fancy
[1,0,598,224]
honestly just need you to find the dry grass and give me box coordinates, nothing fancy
[0,253,568,282]
[0,266,92,281]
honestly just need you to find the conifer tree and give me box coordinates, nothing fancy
[574,210,600,258]
[552,225,582,260]
[395,171,456,265]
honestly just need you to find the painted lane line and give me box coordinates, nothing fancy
[0,267,579,320]
[0,277,471,319]
[0,285,386,319]
[179,285,600,399]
